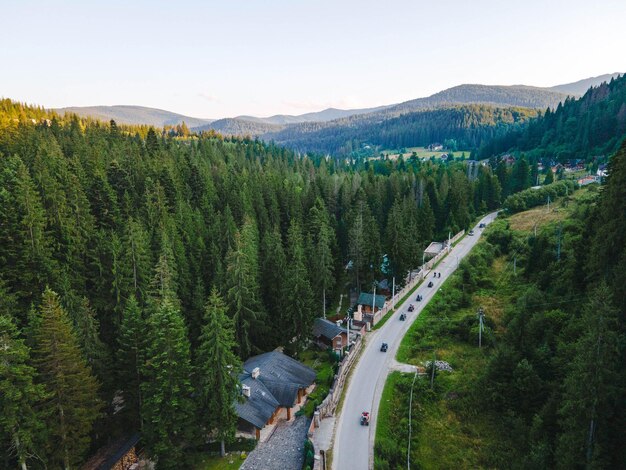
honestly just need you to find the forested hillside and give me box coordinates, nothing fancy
[479,74,626,161]
[376,141,626,469]
[265,105,539,156]
[0,99,503,469]
[195,116,282,135]
[386,84,569,114]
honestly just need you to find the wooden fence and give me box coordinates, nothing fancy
[316,335,363,418]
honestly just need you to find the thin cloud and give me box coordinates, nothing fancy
[198,92,221,103]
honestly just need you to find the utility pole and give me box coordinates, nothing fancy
[448,231,451,252]
[345,310,352,354]
[477,307,485,348]
[556,222,562,261]
[547,195,551,212]
[392,276,396,309]
[372,282,377,315]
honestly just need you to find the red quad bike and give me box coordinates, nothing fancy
[360,411,370,426]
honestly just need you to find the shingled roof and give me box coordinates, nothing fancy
[313,318,345,341]
[235,376,280,429]
[357,292,386,309]
[235,351,316,429]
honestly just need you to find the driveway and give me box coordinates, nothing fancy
[332,212,498,470]
[240,416,310,470]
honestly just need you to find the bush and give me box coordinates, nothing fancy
[502,181,577,214]
[302,439,315,470]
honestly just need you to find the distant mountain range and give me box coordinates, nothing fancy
[547,72,622,96]
[54,74,622,143]
[54,105,214,128]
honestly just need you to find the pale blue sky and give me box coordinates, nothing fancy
[1,0,625,118]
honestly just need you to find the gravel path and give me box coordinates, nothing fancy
[241,416,310,470]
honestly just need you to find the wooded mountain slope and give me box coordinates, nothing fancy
[479,74,626,161]
[264,105,539,155]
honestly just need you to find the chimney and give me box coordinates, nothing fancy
[242,384,251,398]
[354,304,363,321]
[252,367,260,379]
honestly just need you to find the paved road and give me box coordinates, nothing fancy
[332,212,498,470]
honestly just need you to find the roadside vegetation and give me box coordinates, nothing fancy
[374,160,626,469]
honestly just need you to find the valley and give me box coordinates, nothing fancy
[1,4,625,469]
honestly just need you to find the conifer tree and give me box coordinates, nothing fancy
[73,297,109,384]
[556,284,620,468]
[141,296,195,469]
[543,168,554,185]
[0,314,46,470]
[122,218,153,304]
[116,296,146,430]
[195,288,241,457]
[282,220,315,353]
[308,198,335,317]
[511,156,531,193]
[0,156,53,307]
[31,288,102,469]
[260,226,287,346]
[225,219,263,357]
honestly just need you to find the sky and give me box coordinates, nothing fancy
[1,0,625,118]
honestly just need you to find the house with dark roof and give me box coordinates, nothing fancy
[313,317,348,351]
[235,351,316,440]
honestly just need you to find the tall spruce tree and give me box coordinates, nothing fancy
[0,314,46,470]
[224,218,264,357]
[195,288,241,457]
[282,220,315,353]
[308,198,335,317]
[116,296,146,430]
[73,297,109,386]
[31,288,102,470]
[260,226,287,347]
[141,253,194,469]
[141,299,195,469]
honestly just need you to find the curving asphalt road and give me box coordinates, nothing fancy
[332,212,498,470]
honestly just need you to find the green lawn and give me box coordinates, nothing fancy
[189,453,246,470]
[381,146,472,160]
